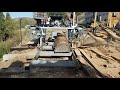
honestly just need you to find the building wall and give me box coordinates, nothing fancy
[85,12,108,24]
[97,12,108,21]
[85,12,94,23]
[85,12,120,28]
[108,12,120,28]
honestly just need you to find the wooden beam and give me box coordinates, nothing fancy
[93,12,97,28]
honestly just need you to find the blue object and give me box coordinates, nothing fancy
[68,29,71,41]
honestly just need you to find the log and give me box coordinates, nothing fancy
[10,47,33,52]
[54,34,71,52]
[88,32,107,45]
[104,29,120,40]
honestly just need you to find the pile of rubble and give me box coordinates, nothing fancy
[77,21,120,78]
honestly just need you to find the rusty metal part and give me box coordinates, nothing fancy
[54,33,71,52]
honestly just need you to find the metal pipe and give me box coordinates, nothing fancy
[40,37,42,47]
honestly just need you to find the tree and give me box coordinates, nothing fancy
[0,12,5,30]
[0,12,5,41]
[48,12,66,16]
[6,12,11,21]
[4,12,14,40]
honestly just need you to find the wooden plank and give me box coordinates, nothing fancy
[79,49,93,62]
[74,49,100,78]
[110,53,120,63]
[74,49,86,64]
[90,47,114,61]
[113,30,120,37]
[74,49,81,56]
[74,49,89,65]
[10,47,33,51]
[79,49,106,78]
[104,29,120,40]
[88,32,107,45]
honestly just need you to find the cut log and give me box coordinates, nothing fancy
[54,34,71,52]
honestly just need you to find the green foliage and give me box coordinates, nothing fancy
[0,12,21,41]
[4,12,14,37]
[0,12,35,59]
[12,18,36,28]
[0,41,11,58]
[48,12,66,15]
[19,18,36,28]
[0,12,5,41]
[76,12,84,16]
[0,30,24,59]
[0,12,5,30]
[6,12,11,20]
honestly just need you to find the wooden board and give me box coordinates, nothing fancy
[104,29,120,40]
[74,49,81,56]
[90,47,114,61]
[88,32,107,45]
[74,49,100,78]
[79,49,106,78]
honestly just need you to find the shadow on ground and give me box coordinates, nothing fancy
[0,60,110,78]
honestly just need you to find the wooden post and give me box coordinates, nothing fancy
[93,12,97,28]
[108,12,112,28]
[20,18,22,44]
[73,12,76,26]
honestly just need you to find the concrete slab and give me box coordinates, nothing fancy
[30,60,78,68]
[39,51,72,57]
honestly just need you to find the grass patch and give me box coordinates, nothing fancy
[0,30,27,59]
